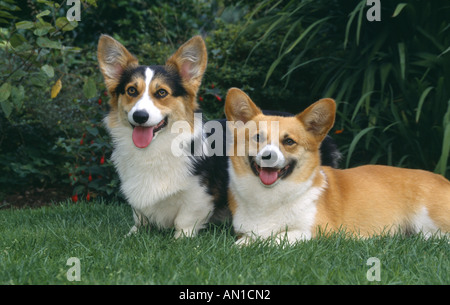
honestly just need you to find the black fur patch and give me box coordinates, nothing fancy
[150,65,187,97]
[114,65,187,97]
[115,66,146,95]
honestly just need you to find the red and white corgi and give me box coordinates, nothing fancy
[225,88,450,245]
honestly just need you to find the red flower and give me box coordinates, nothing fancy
[100,155,105,165]
[80,139,84,145]
[88,173,92,182]
[211,83,215,89]
[98,98,102,105]
[199,96,204,102]
[71,194,78,203]
[215,94,222,102]
[86,192,91,201]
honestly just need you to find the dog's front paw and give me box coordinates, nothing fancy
[125,225,139,238]
[174,228,197,239]
[235,235,253,247]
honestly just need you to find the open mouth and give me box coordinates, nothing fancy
[250,157,295,186]
[131,116,168,148]
[152,116,168,135]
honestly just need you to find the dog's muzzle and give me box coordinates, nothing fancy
[255,144,285,168]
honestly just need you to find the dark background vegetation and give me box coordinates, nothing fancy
[0,0,449,206]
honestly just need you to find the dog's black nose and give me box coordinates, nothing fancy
[260,150,279,167]
[262,152,273,160]
[133,110,149,124]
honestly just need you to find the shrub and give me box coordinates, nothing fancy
[0,0,98,190]
[241,0,450,177]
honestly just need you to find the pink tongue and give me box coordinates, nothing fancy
[259,168,279,185]
[132,126,154,148]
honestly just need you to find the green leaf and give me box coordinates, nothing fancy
[36,9,51,18]
[415,86,433,123]
[284,17,330,55]
[392,3,407,18]
[55,17,78,31]
[29,73,47,87]
[435,121,450,175]
[351,91,375,122]
[438,46,450,58]
[33,21,54,36]
[41,64,54,78]
[15,21,34,30]
[36,37,61,49]
[346,126,378,168]
[9,33,26,48]
[83,78,97,99]
[344,1,365,49]
[86,126,99,137]
[11,85,25,110]
[1,100,13,118]
[0,82,12,103]
[398,42,406,80]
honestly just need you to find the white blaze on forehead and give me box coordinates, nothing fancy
[144,67,154,97]
[128,67,164,126]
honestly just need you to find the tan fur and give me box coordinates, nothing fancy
[225,88,450,242]
[313,165,450,236]
[166,36,207,102]
[97,35,138,110]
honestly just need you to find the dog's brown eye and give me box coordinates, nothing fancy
[156,89,168,98]
[283,138,296,146]
[127,86,138,97]
[253,133,265,143]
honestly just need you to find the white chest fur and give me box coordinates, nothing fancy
[108,124,214,234]
[230,163,324,243]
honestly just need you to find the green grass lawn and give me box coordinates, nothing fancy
[0,200,448,285]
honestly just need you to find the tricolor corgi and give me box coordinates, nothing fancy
[97,35,342,238]
[98,35,225,238]
[225,88,450,245]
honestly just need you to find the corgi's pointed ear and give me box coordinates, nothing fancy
[297,98,336,142]
[166,36,207,92]
[97,35,138,94]
[225,88,262,123]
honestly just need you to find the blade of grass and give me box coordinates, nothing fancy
[263,16,330,86]
[344,1,365,49]
[415,86,433,123]
[351,91,375,122]
[435,123,450,175]
[398,42,406,80]
[346,126,378,168]
[392,3,408,18]
[435,99,450,175]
